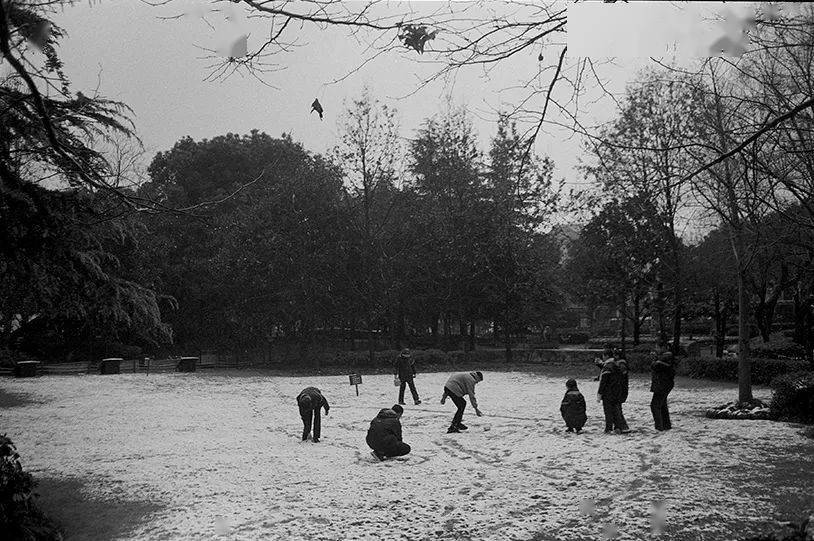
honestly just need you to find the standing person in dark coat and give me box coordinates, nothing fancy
[441,371,483,433]
[617,355,630,406]
[560,378,587,433]
[650,352,676,431]
[297,387,330,442]
[597,360,630,434]
[366,404,410,461]
[394,349,421,405]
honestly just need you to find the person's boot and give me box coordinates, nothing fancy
[312,437,320,443]
[371,450,385,461]
[398,401,407,406]
[447,425,460,433]
[565,427,574,433]
[456,422,468,431]
[414,399,422,405]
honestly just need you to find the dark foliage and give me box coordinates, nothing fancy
[685,357,810,385]
[0,435,62,541]
[770,371,814,424]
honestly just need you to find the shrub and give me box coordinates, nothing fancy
[621,351,657,373]
[729,333,809,360]
[558,332,589,345]
[99,342,143,360]
[0,435,62,540]
[739,513,812,540]
[770,371,814,424]
[685,357,809,385]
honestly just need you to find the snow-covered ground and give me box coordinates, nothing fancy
[1,370,812,540]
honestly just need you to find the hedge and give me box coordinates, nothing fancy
[324,348,506,369]
[685,357,810,385]
[618,353,811,386]
[770,371,814,424]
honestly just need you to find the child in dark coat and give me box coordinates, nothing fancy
[366,404,410,461]
[560,378,587,433]
[650,352,676,431]
[394,349,421,406]
[297,387,330,442]
[597,360,630,434]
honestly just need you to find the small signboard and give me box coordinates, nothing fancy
[349,373,362,396]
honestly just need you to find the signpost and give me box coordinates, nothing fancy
[349,373,362,396]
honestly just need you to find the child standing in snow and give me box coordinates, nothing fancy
[441,371,483,433]
[650,352,676,431]
[394,348,421,406]
[597,359,630,434]
[297,386,330,443]
[560,378,587,433]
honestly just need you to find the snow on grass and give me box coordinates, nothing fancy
[1,370,812,540]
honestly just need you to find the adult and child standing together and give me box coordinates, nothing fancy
[561,347,677,434]
[295,346,677,459]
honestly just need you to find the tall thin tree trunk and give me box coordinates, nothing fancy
[367,313,375,365]
[619,295,627,357]
[655,281,667,349]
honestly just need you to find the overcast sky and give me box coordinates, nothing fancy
[48,1,765,188]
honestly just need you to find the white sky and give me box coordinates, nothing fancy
[46,1,771,188]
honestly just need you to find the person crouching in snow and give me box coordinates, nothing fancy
[597,360,630,434]
[394,348,421,406]
[297,386,330,442]
[560,378,587,433]
[441,371,483,433]
[366,404,410,461]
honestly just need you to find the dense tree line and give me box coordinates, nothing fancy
[124,97,564,362]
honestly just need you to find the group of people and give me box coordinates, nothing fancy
[560,347,677,434]
[295,346,677,462]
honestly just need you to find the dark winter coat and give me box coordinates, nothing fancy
[297,387,330,414]
[366,408,403,453]
[650,359,675,394]
[560,390,587,429]
[617,359,630,403]
[598,361,624,403]
[394,355,416,381]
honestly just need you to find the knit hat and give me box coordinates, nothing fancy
[566,378,578,390]
[400,348,411,358]
[475,371,483,382]
[391,404,404,415]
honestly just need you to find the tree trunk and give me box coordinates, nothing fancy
[793,287,806,346]
[468,321,476,352]
[714,289,724,358]
[431,314,439,347]
[632,290,641,346]
[655,281,667,349]
[504,312,513,363]
[671,302,682,356]
[619,308,627,358]
[367,314,375,365]
[736,265,752,403]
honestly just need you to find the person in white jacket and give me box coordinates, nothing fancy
[441,371,483,433]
